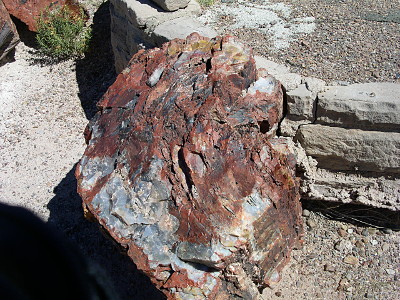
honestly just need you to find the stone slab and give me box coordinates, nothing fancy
[150,0,190,11]
[152,16,217,45]
[286,83,316,120]
[317,82,400,131]
[296,124,400,174]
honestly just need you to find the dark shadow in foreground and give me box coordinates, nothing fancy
[47,165,166,300]
[75,1,117,120]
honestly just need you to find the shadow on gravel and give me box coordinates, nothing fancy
[302,199,400,231]
[76,1,117,120]
[47,165,166,300]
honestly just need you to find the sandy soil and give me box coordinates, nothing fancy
[0,1,399,299]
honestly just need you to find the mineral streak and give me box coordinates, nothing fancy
[76,33,303,299]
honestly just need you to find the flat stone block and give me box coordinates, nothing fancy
[317,82,400,131]
[296,124,400,174]
[150,0,190,11]
[152,16,217,45]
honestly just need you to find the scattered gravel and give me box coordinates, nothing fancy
[0,1,399,300]
[200,0,400,84]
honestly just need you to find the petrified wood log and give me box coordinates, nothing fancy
[3,0,85,32]
[76,33,303,299]
[0,0,19,62]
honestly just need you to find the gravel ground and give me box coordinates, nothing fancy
[200,0,400,85]
[0,1,399,299]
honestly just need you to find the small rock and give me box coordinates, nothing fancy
[382,243,390,252]
[302,209,310,217]
[338,228,347,237]
[335,240,353,252]
[341,224,348,231]
[347,228,354,234]
[382,228,392,234]
[385,269,396,275]
[361,228,369,236]
[370,239,378,246]
[275,291,282,297]
[306,219,316,228]
[364,291,374,298]
[343,255,359,265]
[367,228,377,235]
[354,240,364,249]
[324,263,336,272]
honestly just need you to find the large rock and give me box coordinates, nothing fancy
[0,0,19,62]
[76,34,303,299]
[3,0,84,32]
[152,16,217,46]
[296,124,400,174]
[316,83,400,131]
[110,0,216,73]
[150,0,190,11]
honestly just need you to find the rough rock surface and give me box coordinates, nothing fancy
[152,16,217,46]
[0,0,19,62]
[3,0,84,32]
[76,34,303,299]
[316,83,400,131]
[296,124,400,174]
[150,0,190,12]
[110,0,209,73]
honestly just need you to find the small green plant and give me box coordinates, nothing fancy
[36,6,91,60]
[197,0,216,7]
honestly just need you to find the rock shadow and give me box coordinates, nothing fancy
[302,199,400,231]
[76,1,117,120]
[47,164,166,300]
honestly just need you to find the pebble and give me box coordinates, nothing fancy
[385,269,396,275]
[275,291,282,297]
[306,219,316,228]
[382,228,392,234]
[340,224,348,231]
[368,228,377,235]
[370,239,378,246]
[338,228,347,237]
[354,240,364,249]
[324,263,335,272]
[361,228,369,236]
[347,228,354,234]
[344,255,359,265]
[302,209,310,217]
[382,243,390,252]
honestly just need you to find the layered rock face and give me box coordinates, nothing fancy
[3,0,84,32]
[76,34,303,299]
[0,0,19,62]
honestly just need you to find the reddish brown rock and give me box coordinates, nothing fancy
[3,0,85,32]
[76,33,303,299]
[0,0,19,62]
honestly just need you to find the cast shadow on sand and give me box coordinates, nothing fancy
[47,165,166,300]
[75,1,117,120]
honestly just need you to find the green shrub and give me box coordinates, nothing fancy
[36,6,91,60]
[197,0,216,7]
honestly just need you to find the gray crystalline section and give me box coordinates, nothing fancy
[79,155,116,190]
